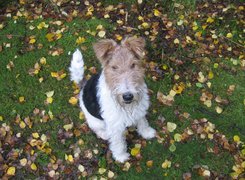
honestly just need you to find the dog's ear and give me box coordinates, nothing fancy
[93,39,117,65]
[122,36,145,59]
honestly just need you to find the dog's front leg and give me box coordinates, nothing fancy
[107,127,129,163]
[136,118,156,139]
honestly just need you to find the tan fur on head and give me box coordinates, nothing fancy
[93,36,146,105]
[121,36,146,59]
[93,39,117,66]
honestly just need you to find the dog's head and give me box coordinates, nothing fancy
[93,36,146,105]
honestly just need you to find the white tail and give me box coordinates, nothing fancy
[69,49,84,84]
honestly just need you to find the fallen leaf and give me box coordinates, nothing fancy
[98,168,106,174]
[169,143,176,152]
[174,133,182,142]
[146,160,153,168]
[19,96,25,103]
[20,158,27,166]
[45,91,54,97]
[30,163,37,171]
[108,170,115,178]
[98,30,106,38]
[215,106,223,114]
[78,164,85,172]
[167,122,177,132]
[7,166,16,176]
[162,160,171,169]
[69,97,78,105]
[131,147,140,156]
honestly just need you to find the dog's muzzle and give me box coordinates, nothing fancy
[122,92,134,104]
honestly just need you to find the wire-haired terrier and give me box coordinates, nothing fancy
[69,36,156,162]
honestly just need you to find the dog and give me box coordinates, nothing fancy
[69,36,156,162]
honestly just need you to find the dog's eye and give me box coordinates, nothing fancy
[111,66,118,70]
[131,63,136,69]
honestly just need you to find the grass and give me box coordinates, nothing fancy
[0,0,244,179]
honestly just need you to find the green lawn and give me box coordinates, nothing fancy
[0,0,244,179]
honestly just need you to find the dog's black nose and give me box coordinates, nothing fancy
[122,92,134,103]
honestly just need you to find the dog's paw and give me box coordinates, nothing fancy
[114,152,130,163]
[96,131,108,140]
[140,127,156,139]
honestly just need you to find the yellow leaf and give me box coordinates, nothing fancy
[142,22,150,29]
[204,100,212,107]
[92,23,100,29]
[31,163,37,171]
[162,160,171,169]
[186,36,192,43]
[46,97,53,104]
[146,160,153,168]
[37,22,48,29]
[20,158,27,166]
[98,30,106,38]
[79,112,85,120]
[173,83,185,94]
[213,63,219,68]
[108,170,115,178]
[167,122,177,132]
[65,154,74,163]
[60,73,66,79]
[115,34,123,41]
[215,106,223,114]
[39,77,43,83]
[45,91,54,97]
[122,162,131,171]
[177,20,183,26]
[233,135,240,142]
[203,169,211,177]
[7,166,16,176]
[19,0,26,5]
[162,64,168,70]
[192,25,198,31]
[98,168,106,174]
[78,164,85,172]
[19,96,25,103]
[138,16,144,21]
[226,33,233,38]
[0,116,3,121]
[29,38,36,44]
[56,33,62,40]
[69,97,78,105]
[131,147,140,156]
[48,110,54,120]
[51,72,58,78]
[174,133,182,142]
[46,33,55,42]
[76,36,85,44]
[63,123,73,131]
[32,132,39,139]
[195,31,202,37]
[40,57,46,65]
[208,71,214,79]
[104,14,110,18]
[174,38,180,44]
[117,20,123,25]
[19,121,26,129]
[153,9,161,17]
[169,89,176,97]
[206,17,214,23]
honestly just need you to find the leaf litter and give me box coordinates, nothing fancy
[0,0,244,179]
